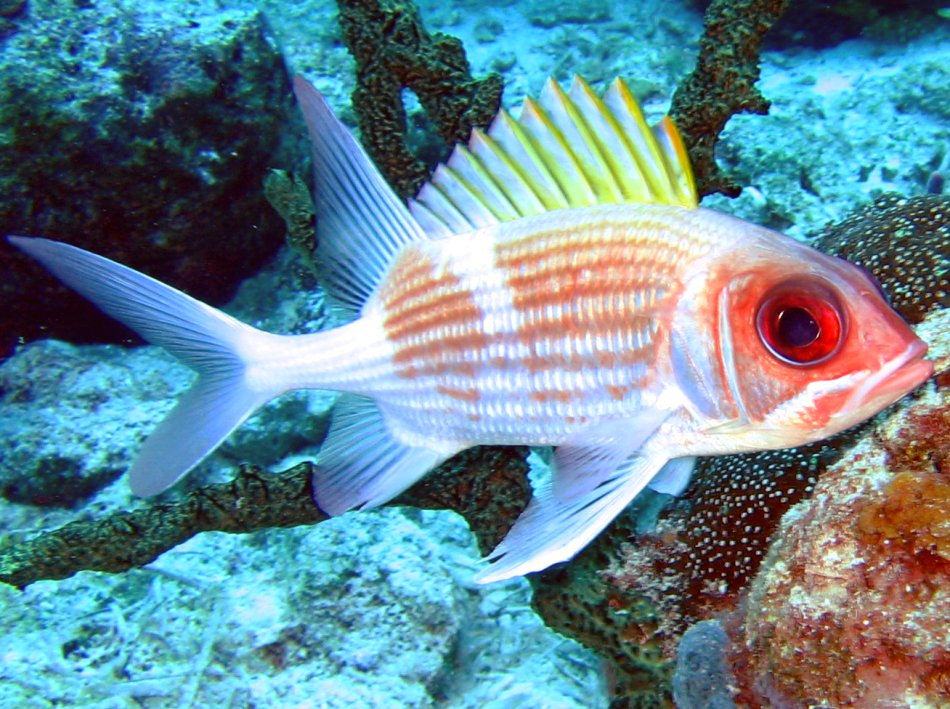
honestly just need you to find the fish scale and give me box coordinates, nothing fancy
[9,74,932,583]
[361,205,716,441]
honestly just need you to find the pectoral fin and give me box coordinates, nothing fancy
[647,456,697,496]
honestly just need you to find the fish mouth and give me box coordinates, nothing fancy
[843,339,933,414]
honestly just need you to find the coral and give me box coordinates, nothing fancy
[670,0,792,198]
[263,169,318,271]
[814,193,950,324]
[397,446,531,554]
[0,463,324,589]
[0,447,530,589]
[856,472,950,561]
[531,520,678,707]
[650,440,852,620]
[334,0,503,198]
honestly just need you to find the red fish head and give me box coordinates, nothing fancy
[677,220,933,451]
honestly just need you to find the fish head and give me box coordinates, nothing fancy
[673,218,933,451]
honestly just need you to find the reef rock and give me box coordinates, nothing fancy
[0,0,293,356]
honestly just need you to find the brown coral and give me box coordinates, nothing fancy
[857,471,950,562]
[335,0,503,198]
[814,193,950,324]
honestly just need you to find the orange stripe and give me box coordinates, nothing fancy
[393,335,485,370]
[436,384,481,402]
[386,294,482,340]
[495,224,683,378]
[379,246,491,381]
[605,384,632,401]
[529,389,575,404]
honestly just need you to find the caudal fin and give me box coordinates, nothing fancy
[9,236,278,496]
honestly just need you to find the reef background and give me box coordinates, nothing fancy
[0,0,947,707]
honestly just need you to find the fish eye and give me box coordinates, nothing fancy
[756,279,845,365]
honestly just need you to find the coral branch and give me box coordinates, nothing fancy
[335,0,503,198]
[0,464,322,589]
[0,447,529,590]
[670,0,791,198]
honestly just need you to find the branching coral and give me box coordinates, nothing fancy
[334,0,503,198]
[263,169,317,271]
[0,446,529,589]
[670,0,792,197]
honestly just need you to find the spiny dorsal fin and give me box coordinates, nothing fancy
[410,76,697,238]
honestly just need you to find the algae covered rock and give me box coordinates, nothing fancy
[0,0,294,356]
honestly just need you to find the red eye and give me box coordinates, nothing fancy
[756,280,845,365]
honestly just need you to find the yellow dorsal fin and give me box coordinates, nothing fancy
[409,76,697,236]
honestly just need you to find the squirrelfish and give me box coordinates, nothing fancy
[10,75,932,582]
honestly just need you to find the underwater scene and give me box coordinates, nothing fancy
[0,0,948,706]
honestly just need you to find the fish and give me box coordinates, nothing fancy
[9,75,933,583]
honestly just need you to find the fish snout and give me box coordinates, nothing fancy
[842,338,932,416]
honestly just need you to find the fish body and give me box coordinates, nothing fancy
[10,76,932,582]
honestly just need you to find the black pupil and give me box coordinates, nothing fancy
[777,307,819,348]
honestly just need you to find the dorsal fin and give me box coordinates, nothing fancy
[293,77,429,320]
[410,75,697,237]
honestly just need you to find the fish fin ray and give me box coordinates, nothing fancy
[647,456,697,496]
[519,92,598,207]
[8,236,281,496]
[552,408,672,501]
[475,454,668,583]
[411,76,697,236]
[653,116,698,208]
[313,394,459,514]
[568,75,652,202]
[603,78,697,207]
[293,77,428,319]
[538,77,625,204]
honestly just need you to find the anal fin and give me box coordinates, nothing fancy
[313,394,460,514]
[475,454,668,583]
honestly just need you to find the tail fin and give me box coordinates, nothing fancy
[9,236,278,496]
